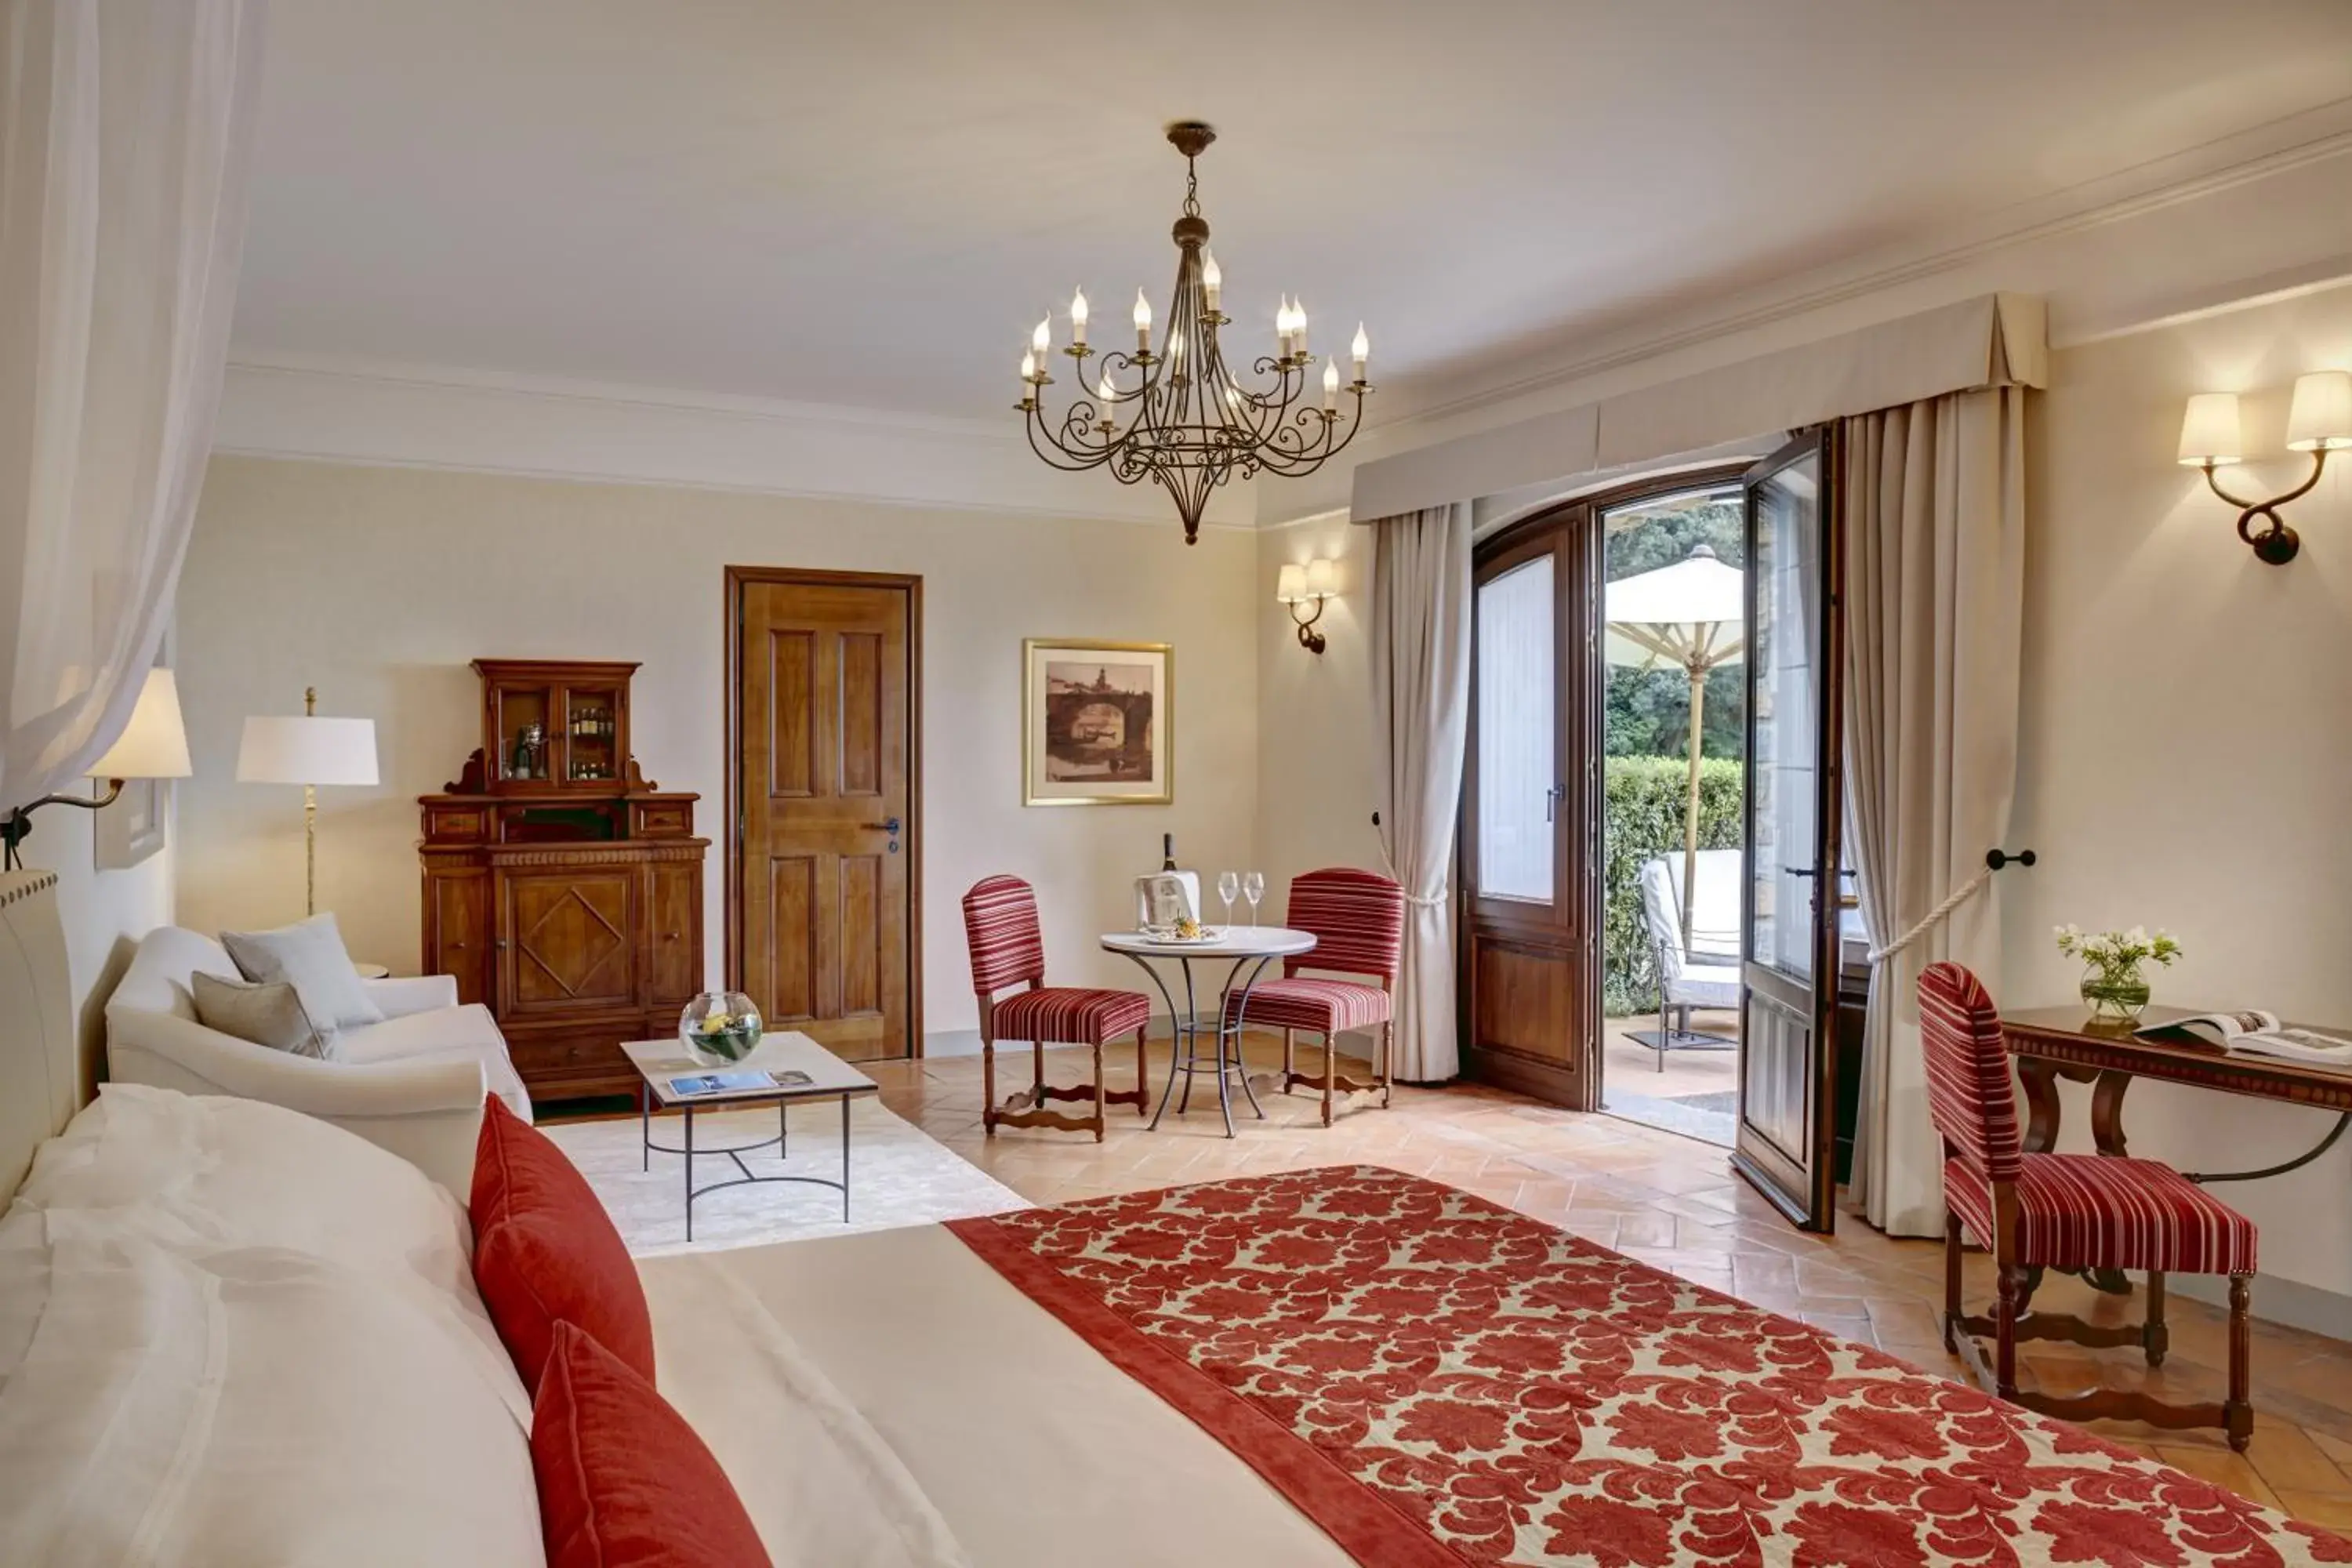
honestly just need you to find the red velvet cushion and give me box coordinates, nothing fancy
[472,1094,654,1392]
[533,1322,771,1568]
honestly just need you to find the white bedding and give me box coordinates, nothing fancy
[642,1224,1354,1568]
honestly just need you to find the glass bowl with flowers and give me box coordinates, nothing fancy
[680,991,764,1066]
[2053,924,2180,1025]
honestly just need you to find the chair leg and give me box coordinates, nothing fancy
[1380,1019,1393,1109]
[2143,1270,2168,1367]
[981,1037,998,1137]
[1656,991,1668,1069]
[1281,1027,1294,1094]
[2226,1273,2253,1453]
[1994,1261,2027,1400]
[1134,1027,1149,1116]
[1090,1040,1105,1143]
[1032,1039,1045,1106]
[1942,1210,1962,1353]
[1321,1033,1335,1128]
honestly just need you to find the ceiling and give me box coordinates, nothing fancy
[236,1,2352,423]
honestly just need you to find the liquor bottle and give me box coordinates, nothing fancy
[1161,833,1177,872]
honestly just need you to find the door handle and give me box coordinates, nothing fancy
[1783,867,1818,878]
[1543,785,1565,823]
[867,816,902,835]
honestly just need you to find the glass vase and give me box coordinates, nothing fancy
[2079,965,2151,1025]
[680,991,764,1065]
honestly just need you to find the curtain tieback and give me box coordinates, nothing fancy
[1866,864,1993,965]
[1374,837,1450,908]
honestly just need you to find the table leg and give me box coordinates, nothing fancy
[1189,959,1233,1138]
[1225,956,1274,1120]
[1123,953,1185,1131]
[840,1094,851,1222]
[2017,1057,2064,1154]
[780,1097,789,1160]
[640,1083,649,1173]
[2089,1070,2133,1156]
[684,1103,695,1244]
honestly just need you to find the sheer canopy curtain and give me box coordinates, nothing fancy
[1369,501,1472,1082]
[1844,387,2027,1237]
[0,0,267,814]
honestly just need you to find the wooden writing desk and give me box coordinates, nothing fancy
[2003,1004,2352,1159]
[2002,1004,2352,1297]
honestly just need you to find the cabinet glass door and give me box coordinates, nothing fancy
[562,685,623,784]
[1733,430,1844,1232]
[489,683,555,783]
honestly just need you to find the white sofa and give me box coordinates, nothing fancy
[106,926,531,1192]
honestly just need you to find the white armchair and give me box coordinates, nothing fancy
[1635,852,1742,1069]
[105,927,529,1192]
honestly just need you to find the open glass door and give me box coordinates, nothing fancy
[1733,430,1844,1231]
[1461,521,1598,1109]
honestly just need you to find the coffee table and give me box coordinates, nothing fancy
[622,1033,879,1241]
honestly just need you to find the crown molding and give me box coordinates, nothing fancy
[212,352,1260,530]
[1374,99,2352,434]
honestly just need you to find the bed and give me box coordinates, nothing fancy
[1,869,2344,1566]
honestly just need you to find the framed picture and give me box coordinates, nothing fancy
[1022,639,1172,806]
[93,777,168,870]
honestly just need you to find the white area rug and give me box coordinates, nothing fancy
[540,1098,1029,1258]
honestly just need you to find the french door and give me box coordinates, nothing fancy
[1733,431,1845,1231]
[1461,518,1599,1109]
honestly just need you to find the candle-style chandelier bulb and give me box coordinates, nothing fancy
[1202,251,1221,313]
[1069,288,1089,344]
[1032,316,1051,358]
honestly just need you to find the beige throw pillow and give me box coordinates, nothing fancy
[220,912,385,1040]
[191,971,330,1059]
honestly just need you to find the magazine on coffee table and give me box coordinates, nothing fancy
[2134,1010,2352,1067]
[666,1068,816,1098]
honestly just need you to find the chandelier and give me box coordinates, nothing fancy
[1015,122,1371,543]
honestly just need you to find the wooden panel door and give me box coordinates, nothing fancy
[1461,518,1599,1108]
[499,866,641,1017]
[1733,430,1846,1232]
[731,570,917,1061]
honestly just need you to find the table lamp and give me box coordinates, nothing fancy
[0,668,194,870]
[237,687,379,916]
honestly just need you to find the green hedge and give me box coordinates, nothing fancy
[1603,757,1743,1016]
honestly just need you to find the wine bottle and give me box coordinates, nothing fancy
[1161,833,1177,873]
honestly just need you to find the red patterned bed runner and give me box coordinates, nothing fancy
[946,1165,2346,1567]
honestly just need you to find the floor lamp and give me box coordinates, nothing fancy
[237,688,379,918]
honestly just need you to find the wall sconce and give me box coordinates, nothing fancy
[0,668,194,870]
[1276,557,1337,654]
[2178,370,2351,565]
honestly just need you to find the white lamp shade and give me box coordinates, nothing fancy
[1275,562,1307,604]
[237,715,379,786]
[86,669,192,779]
[1303,557,1338,598]
[2176,391,2241,466]
[2286,370,2352,452]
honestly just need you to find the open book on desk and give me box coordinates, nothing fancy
[2133,1011,2352,1068]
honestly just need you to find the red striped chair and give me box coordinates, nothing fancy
[1921,961,2256,1450]
[1223,867,1404,1127]
[961,876,1150,1142]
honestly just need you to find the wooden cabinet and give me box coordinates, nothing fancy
[421,659,708,1104]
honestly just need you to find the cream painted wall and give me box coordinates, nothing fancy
[2006,284,2352,1305]
[15,802,176,1072]
[174,457,1260,1039]
[1255,514,1383,913]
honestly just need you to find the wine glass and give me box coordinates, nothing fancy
[1242,870,1265,929]
[1216,870,1240,933]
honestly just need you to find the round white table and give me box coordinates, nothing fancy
[1100,927,1316,1138]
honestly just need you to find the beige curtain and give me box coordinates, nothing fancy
[1843,387,2027,1237]
[0,0,267,813]
[1369,501,1472,1082]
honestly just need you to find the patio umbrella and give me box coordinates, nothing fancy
[1605,543,1745,946]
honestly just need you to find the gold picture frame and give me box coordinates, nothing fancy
[1022,639,1172,806]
